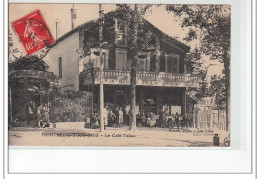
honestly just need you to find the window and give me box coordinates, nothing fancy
[58,57,62,78]
[150,53,156,72]
[159,55,165,72]
[165,54,179,73]
[103,52,109,69]
[137,57,148,71]
[116,53,125,70]
[87,48,109,69]
[136,52,150,71]
[115,48,127,70]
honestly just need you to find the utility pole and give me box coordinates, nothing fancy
[99,4,104,132]
[129,5,139,131]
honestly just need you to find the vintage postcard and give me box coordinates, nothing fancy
[8,3,231,147]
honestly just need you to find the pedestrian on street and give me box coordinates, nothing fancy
[114,106,120,127]
[174,112,180,129]
[37,104,43,128]
[103,106,108,129]
[42,104,49,128]
[119,107,123,126]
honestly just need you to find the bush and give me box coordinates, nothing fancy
[49,90,92,122]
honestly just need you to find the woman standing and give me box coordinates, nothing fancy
[119,107,124,126]
[42,104,49,128]
[37,104,43,128]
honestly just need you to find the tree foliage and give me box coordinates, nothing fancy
[166,5,230,57]
[9,56,49,72]
[166,5,230,130]
[208,75,226,109]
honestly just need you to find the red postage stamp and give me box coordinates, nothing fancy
[12,10,55,55]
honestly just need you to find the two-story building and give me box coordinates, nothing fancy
[43,8,202,117]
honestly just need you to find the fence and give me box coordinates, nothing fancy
[193,109,226,130]
[49,90,92,123]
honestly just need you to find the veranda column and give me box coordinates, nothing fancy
[182,87,187,125]
[155,36,160,72]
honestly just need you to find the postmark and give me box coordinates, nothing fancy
[12,10,55,55]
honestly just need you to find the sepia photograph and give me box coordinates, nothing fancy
[8,3,231,147]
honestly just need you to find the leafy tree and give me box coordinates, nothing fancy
[166,5,230,131]
[208,75,226,109]
[118,4,153,131]
[9,56,49,72]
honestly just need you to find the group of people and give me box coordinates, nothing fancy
[157,111,184,129]
[25,101,50,128]
[103,106,124,129]
[85,106,124,129]
[85,106,186,130]
[36,103,50,128]
[136,111,185,129]
[136,111,158,127]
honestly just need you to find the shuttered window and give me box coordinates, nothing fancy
[165,55,179,73]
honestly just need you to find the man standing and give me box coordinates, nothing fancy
[114,106,120,127]
[37,104,43,128]
[175,112,180,129]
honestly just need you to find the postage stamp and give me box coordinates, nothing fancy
[12,9,55,55]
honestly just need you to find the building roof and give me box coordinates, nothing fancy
[50,9,190,52]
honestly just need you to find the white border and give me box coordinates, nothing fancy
[2,0,256,177]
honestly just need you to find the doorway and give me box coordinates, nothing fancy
[115,94,126,108]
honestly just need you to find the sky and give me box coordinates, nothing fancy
[9,3,224,78]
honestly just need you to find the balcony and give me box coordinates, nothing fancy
[80,69,202,88]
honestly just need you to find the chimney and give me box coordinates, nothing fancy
[55,19,60,39]
[71,5,77,29]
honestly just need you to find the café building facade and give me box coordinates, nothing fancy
[79,9,202,116]
[43,8,202,117]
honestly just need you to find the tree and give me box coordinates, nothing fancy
[9,56,49,72]
[208,75,226,109]
[119,4,152,131]
[166,5,230,131]
[82,4,153,130]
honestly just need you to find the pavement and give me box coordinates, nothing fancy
[8,123,230,147]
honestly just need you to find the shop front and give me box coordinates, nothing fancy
[91,84,185,117]
[80,69,200,118]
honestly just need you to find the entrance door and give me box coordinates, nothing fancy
[115,94,126,107]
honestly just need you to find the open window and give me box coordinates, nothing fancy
[83,48,109,70]
[137,52,150,71]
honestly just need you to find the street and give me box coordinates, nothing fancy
[8,123,229,147]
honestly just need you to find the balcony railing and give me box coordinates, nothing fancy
[80,69,202,88]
